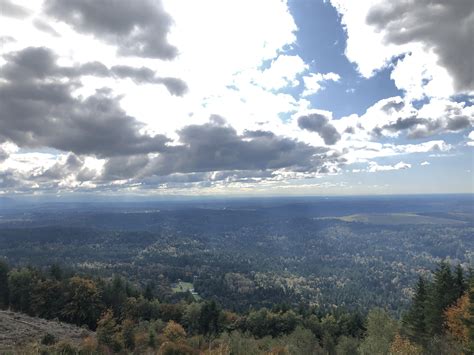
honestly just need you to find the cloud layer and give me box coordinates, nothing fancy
[0,0,472,195]
[44,0,177,59]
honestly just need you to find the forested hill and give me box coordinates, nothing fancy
[0,260,472,354]
[1,196,472,316]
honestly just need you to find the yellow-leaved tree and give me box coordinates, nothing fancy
[444,293,470,346]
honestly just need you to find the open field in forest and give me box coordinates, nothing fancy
[319,213,467,225]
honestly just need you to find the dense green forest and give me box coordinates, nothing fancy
[1,202,472,315]
[0,260,472,354]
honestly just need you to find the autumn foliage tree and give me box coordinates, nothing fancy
[444,293,469,346]
[389,334,422,355]
[62,276,104,329]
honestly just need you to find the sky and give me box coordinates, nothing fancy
[0,0,473,197]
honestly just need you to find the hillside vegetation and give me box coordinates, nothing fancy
[0,260,472,354]
[0,310,92,353]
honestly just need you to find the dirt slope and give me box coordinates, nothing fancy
[0,310,92,351]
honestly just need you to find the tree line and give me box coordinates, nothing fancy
[0,260,472,354]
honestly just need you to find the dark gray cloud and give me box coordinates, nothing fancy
[381,100,405,113]
[2,47,187,96]
[2,47,58,81]
[0,47,171,157]
[142,119,335,177]
[344,126,355,134]
[446,115,471,131]
[96,118,342,185]
[109,66,188,96]
[375,112,472,139]
[382,117,426,132]
[407,115,472,139]
[297,114,341,145]
[0,0,30,18]
[44,0,177,60]
[152,77,188,97]
[243,130,276,138]
[367,0,474,92]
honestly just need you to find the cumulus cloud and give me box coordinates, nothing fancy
[0,47,187,96]
[330,0,473,99]
[86,64,188,96]
[260,55,308,90]
[142,118,336,176]
[420,161,430,166]
[33,153,85,181]
[366,0,474,92]
[337,96,473,141]
[44,0,177,60]
[0,151,103,193]
[302,72,340,96]
[298,113,341,145]
[0,47,171,157]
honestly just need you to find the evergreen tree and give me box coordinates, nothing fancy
[31,279,65,319]
[425,262,457,335]
[106,275,128,317]
[144,281,155,301]
[49,264,63,281]
[8,268,38,315]
[454,264,467,299]
[403,276,428,343]
[0,260,9,309]
[199,301,220,336]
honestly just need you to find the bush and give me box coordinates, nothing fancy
[54,340,77,355]
[40,333,57,346]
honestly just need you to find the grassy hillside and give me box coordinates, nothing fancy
[0,310,92,352]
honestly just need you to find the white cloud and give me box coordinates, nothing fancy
[367,161,411,172]
[302,72,340,96]
[330,0,473,99]
[468,131,474,147]
[390,49,454,101]
[257,54,308,90]
[352,161,412,173]
[420,161,430,166]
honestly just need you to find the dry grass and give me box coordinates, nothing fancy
[0,310,93,352]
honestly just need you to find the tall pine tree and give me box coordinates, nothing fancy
[0,261,9,309]
[425,262,457,335]
[403,276,428,343]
